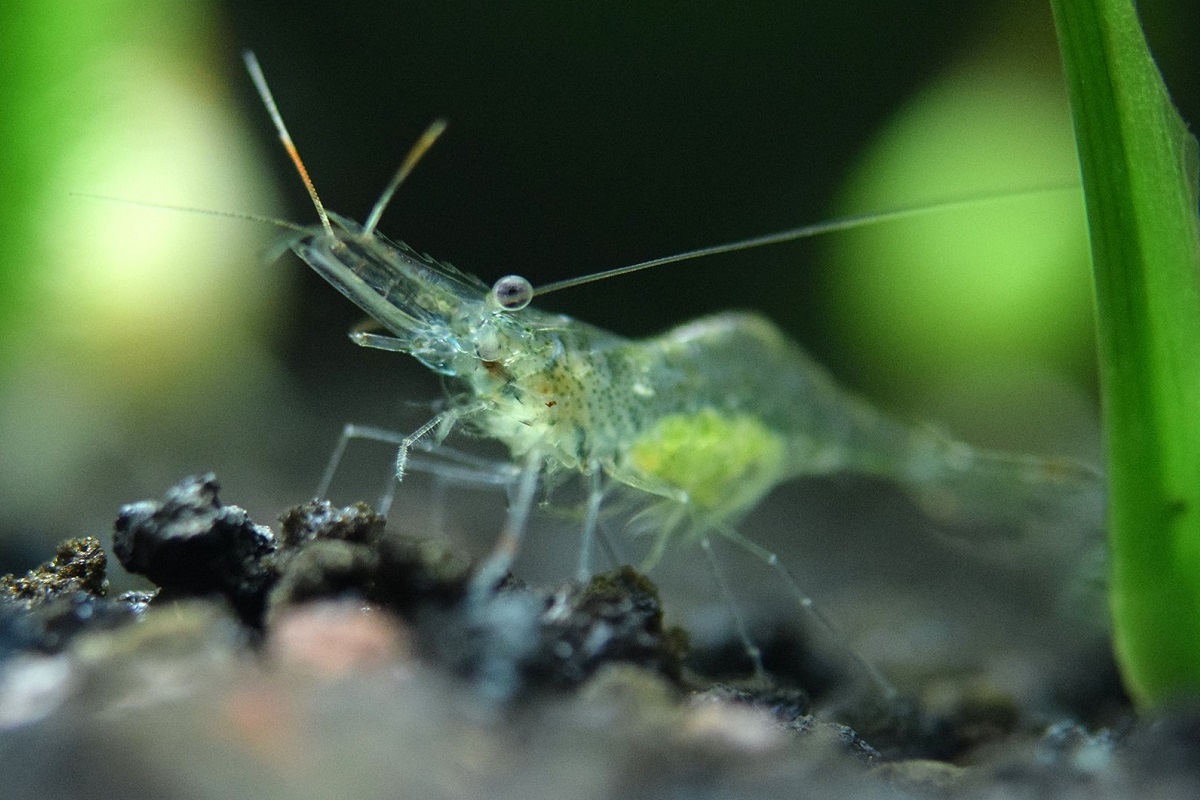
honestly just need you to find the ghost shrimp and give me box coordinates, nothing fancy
[243,53,1104,690]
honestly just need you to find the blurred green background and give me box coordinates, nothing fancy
[0,0,1195,584]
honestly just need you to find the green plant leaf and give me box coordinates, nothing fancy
[1051,0,1200,706]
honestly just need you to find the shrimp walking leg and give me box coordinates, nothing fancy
[700,536,767,678]
[575,470,605,581]
[317,423,402,507]
[316,408,474,514]
[595,523,624,572]
[401,453,521,487]
[403,450,521,543]
[469,448,545,604]
[720,526,897,698]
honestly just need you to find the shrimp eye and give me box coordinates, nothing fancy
[491,275,533,311]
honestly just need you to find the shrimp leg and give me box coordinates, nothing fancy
[316,403,487,514]
[700,536,767,678]
[717,524,897,696]
[576,469,606,581]
[469,447,546,603]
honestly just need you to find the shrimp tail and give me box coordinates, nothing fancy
[897,438,1108,618]
[903,441,1104,540]
[901,438,1109,623]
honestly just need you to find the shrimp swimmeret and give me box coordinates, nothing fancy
[241,53,1105,681]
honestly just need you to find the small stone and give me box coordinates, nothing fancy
[112,474,276,624]
[1,537,107,606]
[277,500,385,549]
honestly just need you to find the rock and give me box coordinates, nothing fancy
[113,474,276,625]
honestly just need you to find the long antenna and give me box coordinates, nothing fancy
[242,50,334,238]
[531,184,1079,298]
[70,193,306,232]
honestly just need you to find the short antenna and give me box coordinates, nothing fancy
[242,50,334,238]
[362,118,448,236]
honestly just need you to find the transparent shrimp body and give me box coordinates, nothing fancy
[243,51,1105,690]
[298,214,1101,560]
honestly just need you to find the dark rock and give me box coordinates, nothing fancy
[370,532,473,609]
[268,539,381,611]
[834,691,960,762]
[405,565,688,701]
[528,566,688,687]
[697,683,882,763]
[277,499,386,548]
[699,683,813,723]
[112,474,276,625]
[268,498,685,698]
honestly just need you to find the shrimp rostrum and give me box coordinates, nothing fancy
[244,53,1105,683]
